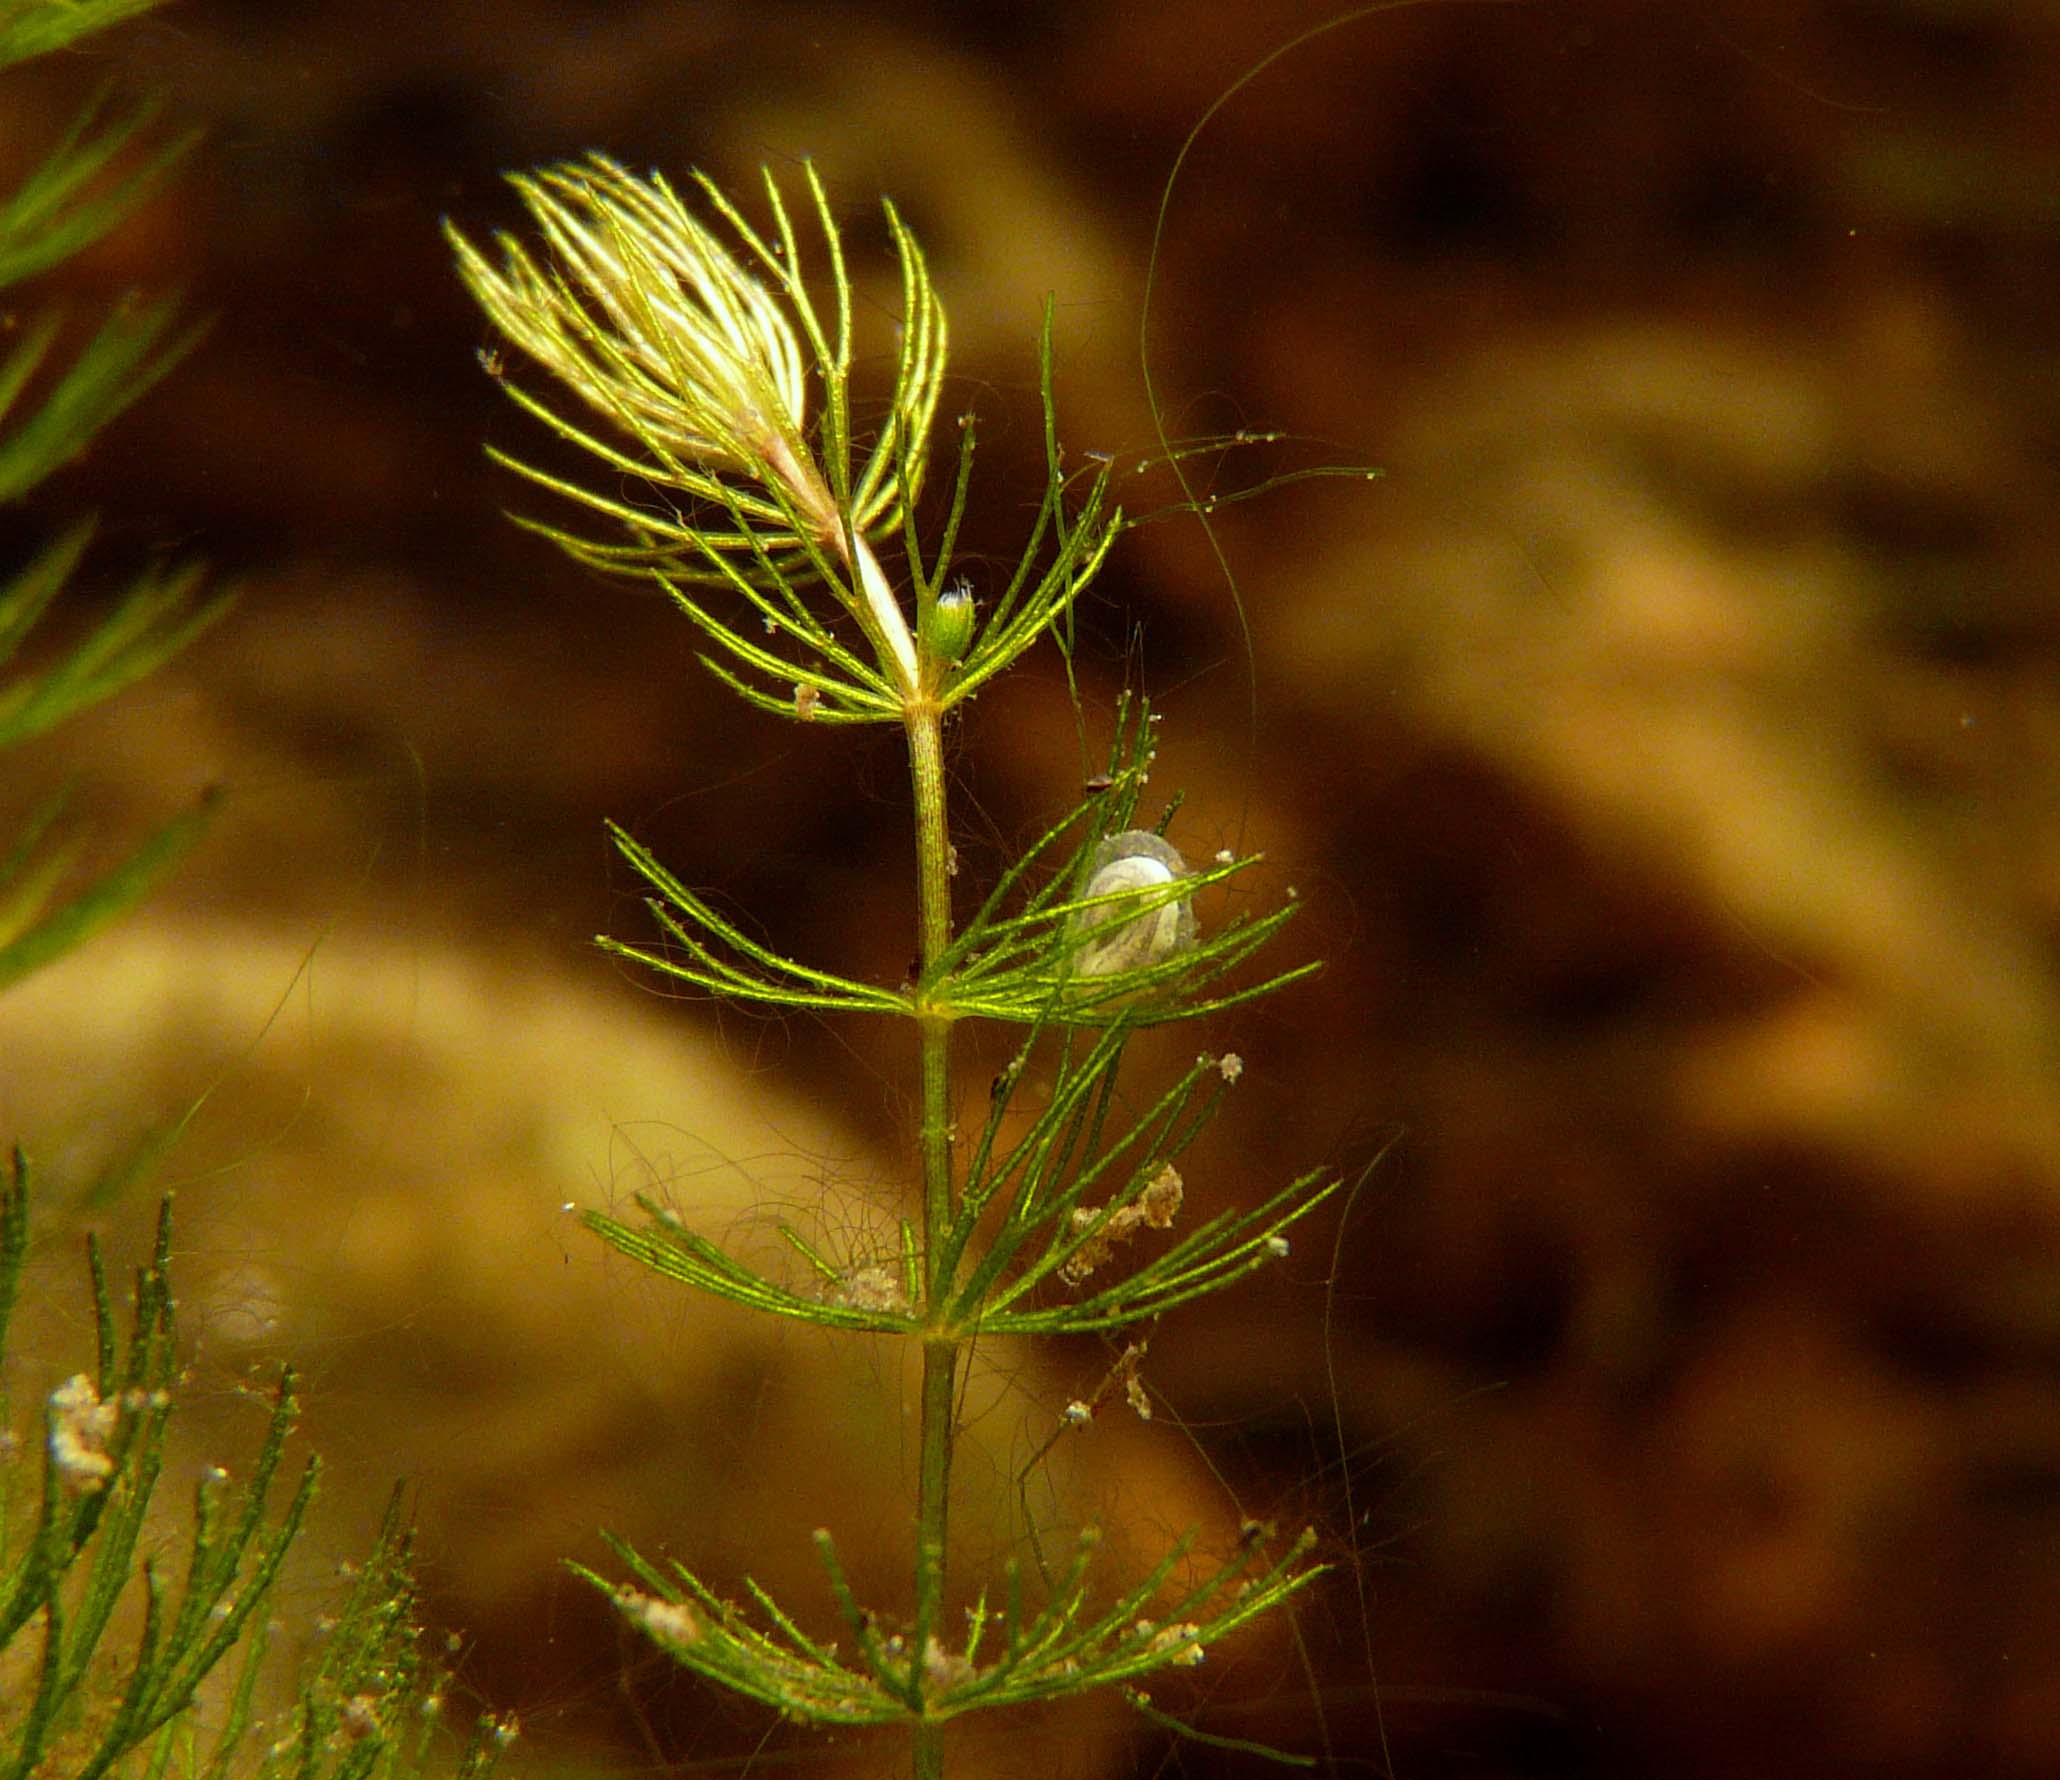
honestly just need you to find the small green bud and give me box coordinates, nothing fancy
[921,581,976,664]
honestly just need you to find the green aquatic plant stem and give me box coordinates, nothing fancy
[908,690,957,1779]
[908,695,956,1256]
[913,1344,954,1780]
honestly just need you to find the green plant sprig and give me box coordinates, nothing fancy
[941,1034,1345,1336]
[2,6,501,1769]
[598,699,1318,1028]
[0,1169,315,1779]
[0,84,194,289]
[579,1195,921,1334]
[572,1517,1323,1732]
[598,811,1303,1027]
[0,0,162,66]
[2,1157,507,1780]
[448,154,945,702]
[0,528,227,992]
[0,0,231,1000]
[0,295,205,508]
[583,1024,1338,1344]
[452,155,1337,1777]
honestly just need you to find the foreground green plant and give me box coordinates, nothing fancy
[0,1162,507,1780]
[0,0,231,993]
[0,6,501,1772]
[452,154,1337,1776]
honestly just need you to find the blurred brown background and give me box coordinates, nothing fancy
[3,1,2058,1776]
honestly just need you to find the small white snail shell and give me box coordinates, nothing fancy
[1071,830,1198,977]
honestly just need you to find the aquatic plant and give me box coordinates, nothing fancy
[0,5,501,1772]
[452,151,1339,1777]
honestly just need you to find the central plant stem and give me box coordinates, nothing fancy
[907,697,958,1780]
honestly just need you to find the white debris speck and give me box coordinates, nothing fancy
[620,1589,701,1648]
[829,1264,907,1314]
[48,1374,118,1491]
[339,1695,382,1743]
